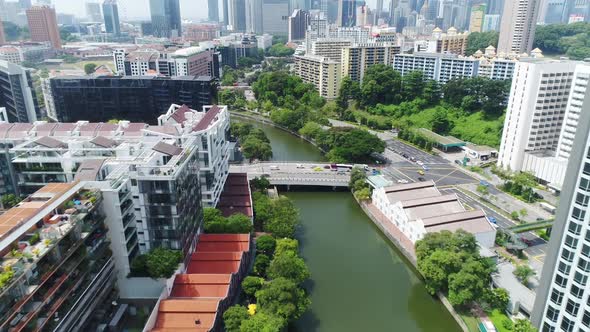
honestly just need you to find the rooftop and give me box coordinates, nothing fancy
[417,128,466,148]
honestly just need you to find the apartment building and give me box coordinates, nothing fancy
[531,85,590,332]
[435,27,469,56]
[294,54,341,99]
[310,38,353,62]
[0,46,23,64]
[49,75,217,124]
[498,0,541,54]
[0,105,230,280]
[113,46,220,78]
[25,5,61,49]
[341,42,400,82]
[0,60,39,123]
[497,60,580,190]
[0,182,115,331]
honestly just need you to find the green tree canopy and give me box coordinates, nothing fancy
[318,127,385,163]
[242,136,273,161]
[267,44,295,57]
[223,305,250,332]
[534,22,590,60]
[262,197,299,238]
[242,276,266,297]
[465,31,499,55]
[84,63,97,75]
[275,238,299,256]
[143,248,183,279]
[254,254,271,277]
[239,312,285,332]
[1,194,21,209]
[267,252,310,285]
[256,235,277,256]
[255,277,311,321]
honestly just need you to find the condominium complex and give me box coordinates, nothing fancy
[498,0,541,54]
[0,60,39,123]
[531,85,590,332]
[497,60,587,190]
[48,75,217,123]
[113,46,220,78]
[432,27,469,56]
[310,38,353,62]
[341,42,400,82]
[392,50,517,83]
[25,5,61,49]
[294,54,341,99]
[0,182,115,331]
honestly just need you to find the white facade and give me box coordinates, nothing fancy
[310,38,353,62]
[0,46,24,64]
[113,48,126,75]
[372,181,496,247]
[498,60,577,173]
[482,14,501,32]
[532,85,590,332]
[341,42,400,82]
[498,0,541,54]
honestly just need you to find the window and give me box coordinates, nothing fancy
[576,193,590,207]
[551,289,564,305]
[568,221,582,235]
[583,245,590,258]
[566,299,580,316]
[580,178,590,191]
[584,163,590,175]
[583,310,590,327]
[571,284,584,299]
[559,262,571,274]
[574,271,588,286]
[572,207,586,221]
[546,305,559,322]
[565,235,579,249]
[563,248,575,262]
[560,316,574,332]
[579,258,590,272]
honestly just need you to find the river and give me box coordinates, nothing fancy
[238,118,460,332]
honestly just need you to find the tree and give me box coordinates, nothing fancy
[534,22,590,60]
[205,212,252,234]
[239,312,285,332]
[423,80,441,105]
[299,121,324,139]
[513,265,535,285]
[263,197,299,238]
[254,254,271,277]
[268,252,310,284]
[250,177,271,192]
[402,71,425,101]
[519,208,528,218]
[431,107,450,134]
[419,249,463,294]
[242,276,266,298]
[256,235,276,256]
[465,31,499,55]
[1,194,21,209]
[242,136,273,161]
[267,44,295,57]
[510,211,520,221]
[483,287,510,310]
[323,128,386,163]
[476,184,490,196]
[224,305,250,332]
[145,248,183,279]
[354,187,371,200]
[255,277,311,321]
[231,122,254,140]
[447,259,490,307]
[84,63,97,75]
[360,65,403,106]
[337,76,361,110]
[275,238,299,256]
[513,319,537,332]
[204,207,224,224]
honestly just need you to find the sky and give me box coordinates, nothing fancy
[48,0,379,21]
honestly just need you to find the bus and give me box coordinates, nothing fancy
[330,164,369,172]
[540,202,556,214]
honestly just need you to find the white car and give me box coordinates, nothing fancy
[416,161,424,166]
[397,179,409,184]
[296,164,305,169]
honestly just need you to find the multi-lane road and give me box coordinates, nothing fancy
[379,139,548,263]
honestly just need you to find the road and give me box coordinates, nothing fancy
[229,162,350,186]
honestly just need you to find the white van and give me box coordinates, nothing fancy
[270,165,280,171]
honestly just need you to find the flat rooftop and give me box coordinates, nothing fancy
[417,128,466,147]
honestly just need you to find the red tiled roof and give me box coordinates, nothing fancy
[186,261,240,274]
[170,104,191,123]
[192,105,221,131]
[153,298,220,331]
[217,173,253,218]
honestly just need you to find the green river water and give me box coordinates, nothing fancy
[240,118,461,332]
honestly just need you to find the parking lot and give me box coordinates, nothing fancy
[386,140,448,165]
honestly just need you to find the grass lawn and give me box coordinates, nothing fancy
[487,309,512,332]
[459,312,480,332]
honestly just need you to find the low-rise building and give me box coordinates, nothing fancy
[294,54,341,99]
[0,182,115,331]
[372,181,496,247]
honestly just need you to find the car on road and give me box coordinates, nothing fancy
[416,160,424,166]
[520,237,534,246]
[402,153,409,159]
[487,216,497,224]
[397,179,409,184]
[480,180,489,187]
[323,165,331,169]
[337,171,346,175]
[536,217,545,221]
[270,166,280,170]
[417,170,425,175]
[410,157,416,162]
[296,164,305,169]
[422,165,429,171]
[454,160,462,165]
[417,177,426,181]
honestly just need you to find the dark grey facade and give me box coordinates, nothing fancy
[102,0,121,35]
[149,0,182,38]
[337,0,356,26]
[0,61,39,123]
[50,75,217,124]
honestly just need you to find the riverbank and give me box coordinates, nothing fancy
[233,114,465,331]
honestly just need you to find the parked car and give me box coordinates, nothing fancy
[480,180,489,187]
[422,165,429,171]
[536,217,545,221]
[520,237,534,246]
[270,165,280,170]
[397,179,409,184]
[409,157,416,162]
[417,170,425,175]
[418,177,426,181]
[454,160,462,165]
[323,165,331,169]
[296,164,305,169]
[416,160,424,166]
[402,153,409,158]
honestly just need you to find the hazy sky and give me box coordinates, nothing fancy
[48,0,379,21]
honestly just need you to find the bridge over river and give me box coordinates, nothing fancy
[229,162,350,187]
